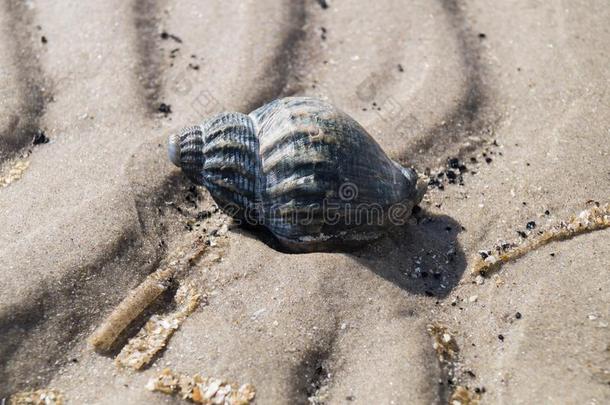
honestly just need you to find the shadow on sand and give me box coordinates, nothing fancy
[235,208,466,298]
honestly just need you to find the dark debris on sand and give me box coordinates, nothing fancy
[158,103,172,115]
[160,31,182,43]
[32,129,49,145]
[425,140,503,192]
[427,157,467,189]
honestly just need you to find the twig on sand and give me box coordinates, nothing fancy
[87,242,206,352]
[471,203,609,276]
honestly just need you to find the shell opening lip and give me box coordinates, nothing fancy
[168,133,181,167]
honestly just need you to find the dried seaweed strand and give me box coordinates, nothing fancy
[471,204,610,276]
[427,324,481,405]
[427,323,459,363]
[115,282,201,369]
[9,388,64,405]
[88,244,206,352]
[450,385,480,405]
[0,159,30,188]
[146,368,256,404]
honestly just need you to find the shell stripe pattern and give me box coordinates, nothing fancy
[172,97,422,250]
[181,113,260,215]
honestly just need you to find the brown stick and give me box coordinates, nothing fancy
[87,266,175,352]
[88,243,207,352]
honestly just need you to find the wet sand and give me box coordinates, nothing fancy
[1,0,609,403]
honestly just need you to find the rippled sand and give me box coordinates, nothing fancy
[1,0,609,403]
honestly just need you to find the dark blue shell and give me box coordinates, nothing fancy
[170,97,423,251]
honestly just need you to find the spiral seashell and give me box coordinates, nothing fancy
[169,97,424,252]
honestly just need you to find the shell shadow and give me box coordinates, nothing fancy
[350,209,466,298]
[234,208,465,298]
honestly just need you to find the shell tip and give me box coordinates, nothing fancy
[414,178,427,205]
[392,161,425,204]
[168,133,181,167]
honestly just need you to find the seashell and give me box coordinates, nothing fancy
[168,97,424,252]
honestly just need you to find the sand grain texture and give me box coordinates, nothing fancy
[1,0,609,404]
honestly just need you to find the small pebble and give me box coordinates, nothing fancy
[484,255,498,265]
[158,103,172,114]
[250,308,266,320]
[515,312,522,319]
[32,129,49,145]
[498,334,504,341]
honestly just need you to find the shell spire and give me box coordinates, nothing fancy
[169,112,261,219]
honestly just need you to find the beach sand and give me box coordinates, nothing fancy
[1,0,609,403]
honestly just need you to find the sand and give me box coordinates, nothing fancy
[1,0,609,403]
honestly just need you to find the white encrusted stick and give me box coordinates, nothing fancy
[471,204,609,276]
